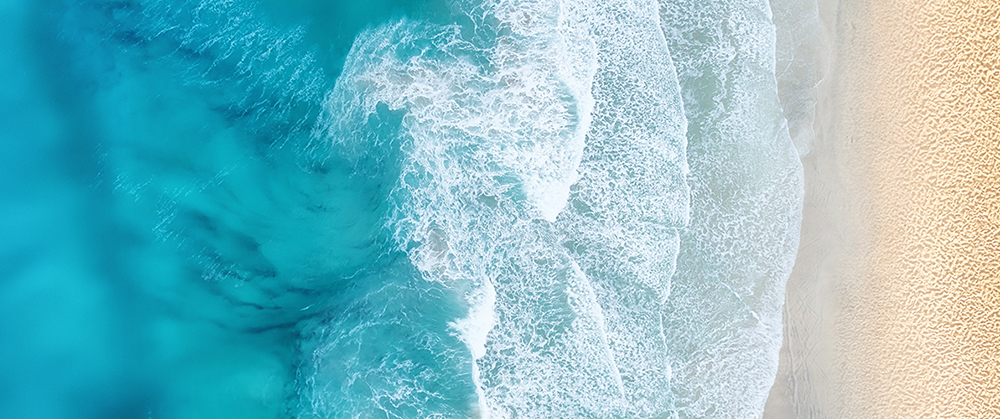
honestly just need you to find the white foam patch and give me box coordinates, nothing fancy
[319,2,601,416]
[550,0,690,415]
[318,0,692,417]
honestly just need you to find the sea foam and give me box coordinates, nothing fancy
[318,1,600,415]
[319,0,692,417]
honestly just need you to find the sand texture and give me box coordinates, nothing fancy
[765,0,1000,417]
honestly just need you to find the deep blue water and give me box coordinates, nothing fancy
[0,0,806,418]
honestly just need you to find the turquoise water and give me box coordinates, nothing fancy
[0,0,806,418]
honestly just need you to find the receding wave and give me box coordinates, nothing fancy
[659,0,804,417]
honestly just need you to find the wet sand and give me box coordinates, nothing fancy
[764,0,1000,417]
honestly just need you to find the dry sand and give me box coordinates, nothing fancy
[764,0,1000,417]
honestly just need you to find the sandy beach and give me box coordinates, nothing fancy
[764,0,1000,417]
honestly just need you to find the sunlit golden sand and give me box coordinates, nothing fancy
[765,0,999,417]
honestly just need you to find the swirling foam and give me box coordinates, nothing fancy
[318,1,600,415]
[319,0,692,417]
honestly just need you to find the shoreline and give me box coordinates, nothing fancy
[765,0,1000,417]
[764,0,860,415]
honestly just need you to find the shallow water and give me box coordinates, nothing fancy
[0,0,807,417]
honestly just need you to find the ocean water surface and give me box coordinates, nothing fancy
[0,0,808,417]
